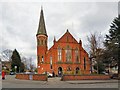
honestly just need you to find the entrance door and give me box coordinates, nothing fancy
[76,67,80,74]
[58,67,62,77]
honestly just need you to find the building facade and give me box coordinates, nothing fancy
[36,8,90,76]
[2,61,11,71]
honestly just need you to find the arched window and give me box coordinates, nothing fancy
[84,57,86,70]
[45,40,47,45]
[43,40,45,45]
[42,56,44,63]
[76,67,80,74]
[66,45,72,62]
[38,56,40,64]
[50,56,52,69]
[67,36,69,42]
[58,47,62,62]
[41,40,43,45]
[37,39,40,46]
[75,48,79,63]
[67,66,71,71]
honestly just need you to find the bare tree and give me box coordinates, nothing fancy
[87,32,104,74]
[1,49,13,61]
[21,56,36,72]
[29,57,34,71]
[21,56,28,70]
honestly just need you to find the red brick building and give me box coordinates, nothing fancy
[36,8,90,76]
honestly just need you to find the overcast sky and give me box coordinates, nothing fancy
[0,2,118,65]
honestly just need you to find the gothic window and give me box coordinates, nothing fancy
[41,40,43,45]
[66,45,72,62]
[75,48,79,63]
[84,57,86,70]
[42,56,44,63]
[43,40,46,45]
[37,39,40,46]
[50,56,52,69]
[45,40,47,45]
[67,36,69,42]
[38,56,40,64]
[67,66,71,71]
[43,40,44,45]
[58,47,62,62]
[76,67,80,74]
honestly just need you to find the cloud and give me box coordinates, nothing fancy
[0,2,118,65]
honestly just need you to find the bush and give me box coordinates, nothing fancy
[34,68,38,72]
[5,70,10,75]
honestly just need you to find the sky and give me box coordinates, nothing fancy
[0,1,118,66]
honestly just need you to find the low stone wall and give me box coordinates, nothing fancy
[16,74,29,80]
[32,74,48,81]
[16,74,47,81]
[61,75,110,81]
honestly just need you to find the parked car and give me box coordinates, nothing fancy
[101,72,108,75]
[42,72,53,77]
[47,72,53,77]
[25,72,31,74]
[10,72,15,75]
[25,72,37,74]
[110,74,118,79]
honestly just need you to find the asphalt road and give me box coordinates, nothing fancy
[2,75,119,88]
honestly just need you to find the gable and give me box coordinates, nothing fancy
[57,30,78,43]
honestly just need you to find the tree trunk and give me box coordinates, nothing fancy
[96,57,99,74]
[118,57,120,80]
[118,43,120,80]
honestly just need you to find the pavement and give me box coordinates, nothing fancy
[0,76,2,90]
[1,75,119,88]
[66,80,118,84]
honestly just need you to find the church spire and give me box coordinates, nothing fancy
[37,7,47,36]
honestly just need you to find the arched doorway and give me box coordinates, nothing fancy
[76,67,80,74]
[58,67,62,77]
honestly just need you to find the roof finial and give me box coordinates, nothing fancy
[67,29,69,32]
[79,38,82,44]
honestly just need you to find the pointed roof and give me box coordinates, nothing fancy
[37,7,47,36]
[57,29,78,43]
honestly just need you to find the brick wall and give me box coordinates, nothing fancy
[33,74,47,81]
[16,74,29,80]
[16,74,47,81]
[61,75,110,81]
[37,31,91,76]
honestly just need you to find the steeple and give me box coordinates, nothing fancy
[37,7,47,36]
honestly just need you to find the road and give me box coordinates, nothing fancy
[2,75,119,88]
